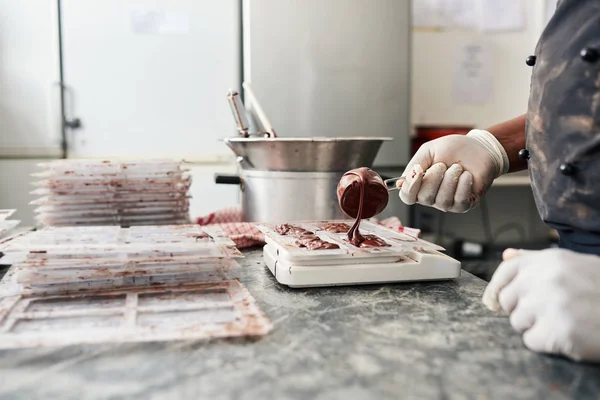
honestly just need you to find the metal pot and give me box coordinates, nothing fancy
[216,136,392,222]
[215,170,346,222]
[223,137,392,172]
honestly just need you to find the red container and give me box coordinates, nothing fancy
[412,125,473,156]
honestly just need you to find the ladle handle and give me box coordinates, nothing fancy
[384,176,405,192]
[215,174,241,185]
[227,89,249,136]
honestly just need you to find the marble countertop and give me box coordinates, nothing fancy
[0,249,599,399]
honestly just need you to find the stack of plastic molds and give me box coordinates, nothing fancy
[0,225,242,295]
[0,224,272,348]
[30,159,190,227]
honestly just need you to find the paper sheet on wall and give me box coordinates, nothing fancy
[479,0,525,32]
[412,0,526,32]
[441,0,480,30]
[412,0,443,28]
[453,42,494,104]
[130,9,189,34]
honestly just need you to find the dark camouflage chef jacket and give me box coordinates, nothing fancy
[527,0,600,254]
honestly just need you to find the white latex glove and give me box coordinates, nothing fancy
[399,129,509,212]
[483,248,600,362]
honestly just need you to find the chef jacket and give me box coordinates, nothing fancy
[526,0,600,255]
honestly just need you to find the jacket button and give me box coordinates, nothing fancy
[580,47,599,62]
[525,55,536,66]
[559,163,577,175]
[518,149,530,160]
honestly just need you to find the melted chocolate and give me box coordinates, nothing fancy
[344,234,390,248]
[337,168,389,246]
[355,234,390,248]
[295,235,339,250]
[275,224,312,237]
[275,223,339,250]
[320,222,351,233]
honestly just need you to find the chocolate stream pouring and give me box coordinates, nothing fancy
[337,168,404,247]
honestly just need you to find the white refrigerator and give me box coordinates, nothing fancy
[243,0,411,167]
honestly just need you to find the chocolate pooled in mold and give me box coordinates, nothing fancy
[275,223,339,250]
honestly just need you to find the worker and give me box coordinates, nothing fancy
[399,0,600,363]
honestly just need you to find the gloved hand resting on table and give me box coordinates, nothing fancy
[399,129,509,212]
[483,247,600,362]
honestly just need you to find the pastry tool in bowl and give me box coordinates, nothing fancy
[243,82,277,138]
[227,89,251,138]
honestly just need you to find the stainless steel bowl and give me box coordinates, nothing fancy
[223,137,392,172]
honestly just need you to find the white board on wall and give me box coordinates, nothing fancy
[61,0,241,160]
[411,0,543,129]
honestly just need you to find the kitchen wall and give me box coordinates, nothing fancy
[409,0,552,245]
[411,0,546,127]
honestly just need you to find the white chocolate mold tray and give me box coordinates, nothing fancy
[258,220,461,288]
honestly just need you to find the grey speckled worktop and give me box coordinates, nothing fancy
[0,249,599,400]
